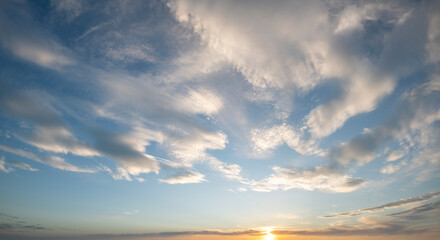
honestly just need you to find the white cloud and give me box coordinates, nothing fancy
[380,164,400,174]
[180,88,224,116]
[159,170,206,184]
[6,160,39,172]
[306,72,395,138]
[386,150,406,162]
[170,0,421,143]
[3,40,73,70]
[170,0,328,90]
[250,124,298,154]
[99,165,132,181]
[0,144,94,173]
[249,123,323,156]
[334,3,411,34]
[247,165,364,193]
[20,126,98,157]
[169,129,227,163]
[105,43,156,63]
[0,157,12,173]
[329,76,440,167]
[123,210,139,215]
[208,157,243,181]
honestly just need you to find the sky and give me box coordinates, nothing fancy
[0,0,439,239]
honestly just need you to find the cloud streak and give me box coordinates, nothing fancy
[323,192,440,218]
[0,144,94,173]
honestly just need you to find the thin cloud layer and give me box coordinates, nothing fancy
[323,191,440,218]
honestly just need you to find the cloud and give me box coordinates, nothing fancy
[0,83,161,177]
[323,191,440,218]
[208,157,243,181]
[159,170,206,184]
[0,157,12,173]
[386,150,406,162]
[275,200,440,236]
[0,213,50,232]
[380,164,401,174]
[0,1,74,70]
[123,210,139,215]
[0,87,98,157]
[388,200,440,217]
[247,165,364,193]
[329,76,440,166]
[170,0,427,141]
[99,165,133,182]
[4,160,38,172]
[272,221,423,236]
[305,72,395,138]
[180,88,224,116]
[90,128,160,176]
[250,124,299,154]
[51,0,86,21]
[426,2,440,63]
[169,129,227,163]
[170,0,328,90]
[105,44,156,63]
[87,229,263,238]
[0,144,94,173]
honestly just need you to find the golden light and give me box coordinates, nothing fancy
[263,227,275,240]
[264,232,275,240]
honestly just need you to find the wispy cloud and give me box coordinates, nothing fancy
[0,1,74,70]
[0,158,39,173]
[0,144,94,173]
[323,192,440,218]
[159,170,206,184]
[388,200,440,217]
[0,213,50,232]
[247,165,364,193]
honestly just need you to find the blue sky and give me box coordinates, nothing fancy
[0,0,439,239]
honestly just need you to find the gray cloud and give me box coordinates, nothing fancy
[272,223,423,236]
[0,213,50,233]
[0,1,74,70]
[0,85,98,157]
[88,229,262,238]
[0,229,262,240]
[4,160,38,172]
[388,200,440,217]
[323,191,440,218]
[90,128,160,175]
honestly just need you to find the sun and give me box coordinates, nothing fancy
[263,227,275,240]
[264,232,275,240]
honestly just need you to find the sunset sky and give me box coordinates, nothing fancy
[0,0,440,239]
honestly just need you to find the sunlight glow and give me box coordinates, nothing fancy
[264,232,275,240]
[263,227,275,240]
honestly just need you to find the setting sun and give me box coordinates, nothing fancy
[263,227,275,240]
[264,232,275,240]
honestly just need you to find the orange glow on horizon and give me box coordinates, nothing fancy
[263,227,275,240]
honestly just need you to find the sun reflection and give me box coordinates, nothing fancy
[263,227,275,240]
